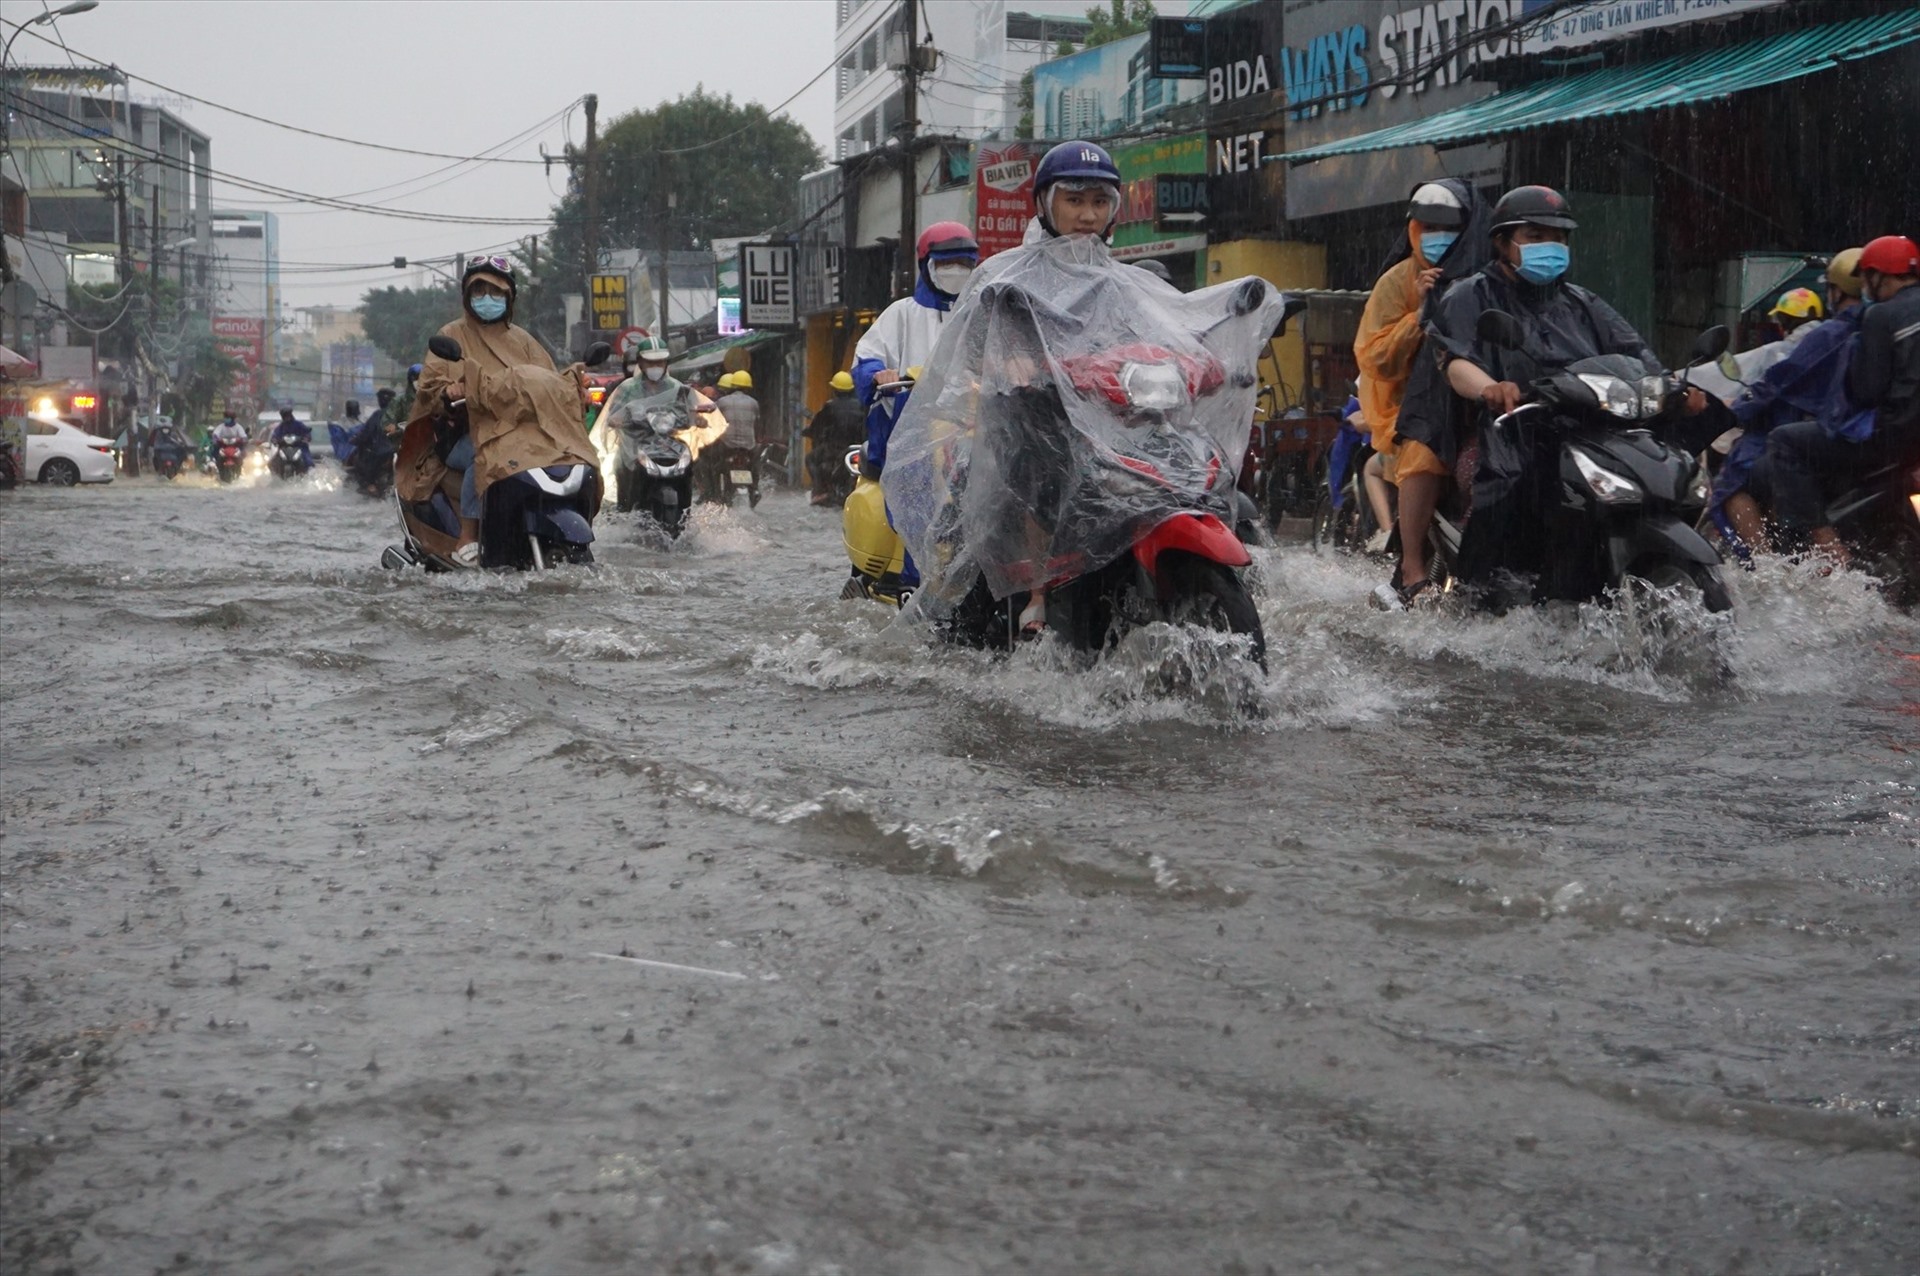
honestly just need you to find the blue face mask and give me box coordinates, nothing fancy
[1515,241,1570,285]
[1420,231,1457,264]
[470,294,508,322]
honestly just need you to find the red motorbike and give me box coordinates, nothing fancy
[212,436,247,484]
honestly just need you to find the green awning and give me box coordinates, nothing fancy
[669,329,786,375]
[1284,10,1920,164]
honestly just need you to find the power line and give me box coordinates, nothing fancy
[657,58,838,155]
[2,19,566,165]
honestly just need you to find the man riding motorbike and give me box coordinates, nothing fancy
[713,370,762,502]
[1763,233,1920,566]
[806,371,866,504]
[270,407,312,475]
[600,336,696,512]
[1428,184,1715,602]
[853,220,981,435]
[346,387,400,495]
[400,254,580,568]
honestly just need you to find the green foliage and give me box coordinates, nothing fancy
[1082,0,1156,49]
[360,283,459,367]
[168,338,245,426]
[537,88,822,340]
[1017,69,1037,139]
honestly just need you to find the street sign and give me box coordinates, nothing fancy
[1150,17,1208,79]
[740,243,797,329]
[614,326,652,356]
[589,273,628,331]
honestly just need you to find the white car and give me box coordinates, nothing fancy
[23,416,117,485]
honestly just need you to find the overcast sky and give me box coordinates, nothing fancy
[9,0,839,308]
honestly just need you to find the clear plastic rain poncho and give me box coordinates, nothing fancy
[880,233,1287,610]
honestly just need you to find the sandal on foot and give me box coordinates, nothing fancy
[451,543,482,569]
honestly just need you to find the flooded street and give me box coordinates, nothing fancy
[2,472,1916,1275]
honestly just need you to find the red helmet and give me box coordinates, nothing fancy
[1858,235,1920,277]
[916,220,978,262]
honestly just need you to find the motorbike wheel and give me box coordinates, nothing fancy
[1160,551,1266,669]
[1631,559,1731,614]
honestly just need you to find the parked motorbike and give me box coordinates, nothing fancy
[212,436,247,484]
[617,404,696,536]
[1467,310,1734,612]
[382,336,609,572]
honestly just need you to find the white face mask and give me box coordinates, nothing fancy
[930,262,974,296]
[642,364,666,382]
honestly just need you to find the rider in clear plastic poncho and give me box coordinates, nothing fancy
[880,140,1285,618]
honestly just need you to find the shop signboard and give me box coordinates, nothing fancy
[589,273,628,331]
[739,243,797,329]
[1151,17,1208,78]
[973,141,1045,260]
[1032,32,1200,141]
[1271,0,1515,220]
[211,315,265,401]
[1110,133,1208,257]
[792,167,846,317]
[1517,0,1784,55]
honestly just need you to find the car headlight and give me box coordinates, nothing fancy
[1120,362,1187,413]
[1577,373,1643,420]
[1569,447,1641,504]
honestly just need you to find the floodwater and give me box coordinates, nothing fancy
[2,468,1915,1276]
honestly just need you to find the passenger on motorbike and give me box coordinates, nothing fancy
[1708,255,1866,556]
[1764,234,1920,566]
[402,254,565,567]
[1428,184,1712,598]
[1354,179,1489,601]
[713,370,760,453]
[348,387,399,493]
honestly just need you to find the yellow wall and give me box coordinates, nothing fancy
[1205,240,1327,412]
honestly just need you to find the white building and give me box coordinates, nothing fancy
[833,0,1092,157]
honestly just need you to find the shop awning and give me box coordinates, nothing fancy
[669,329,786,375]
[1283,10,1920,164]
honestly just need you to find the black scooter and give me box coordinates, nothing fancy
[1467,311,1734,613]
[618,404,695,536]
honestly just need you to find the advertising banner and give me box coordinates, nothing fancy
[973,141,1045,260]
[1110,133,1208,258]
[590,273,628,331]
[212,315,265,402]
[1033,31,1200,141]
[739,243,797,328]
[1518,0,1784,55]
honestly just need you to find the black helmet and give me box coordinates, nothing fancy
[460,253,517,295]
[1489,185,1577,235]
[345,399,360,416]
[376,387,395,406]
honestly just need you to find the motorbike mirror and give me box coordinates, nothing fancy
[427,335,463,362]
[1476,309,1527,351]
[1686,325,1731,367]
[1273,295,1308,338]
[1231,277,1269,316]
[583,342,612,368]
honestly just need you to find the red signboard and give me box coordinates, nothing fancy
[212,315,266,403]
[973,141,1045,260]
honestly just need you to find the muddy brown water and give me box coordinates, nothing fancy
[2,470,1915,1275]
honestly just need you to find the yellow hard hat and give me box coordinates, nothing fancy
[1826,248,1864,297]
[1768,287,1824,321]
[732,370,754,390]
[717,372,736,390]
[829,371,855,392]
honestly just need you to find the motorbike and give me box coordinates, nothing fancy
[382,336,609,572]
[841,378,917,606]
[1465,310,1734,613]
[211,435,247,484]
[719,445,761,509]
[269,434,313,480]
[1823,450,1920,608]
[887,276,1300,669]
[617,403,696,536]
[150,437,191,481]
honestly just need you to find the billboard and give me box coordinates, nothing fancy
[590,273,628,331]
[1033,31,1200,141]
[973,141,1045,260]
[211,315,265,404]
[1518,0,1783,54]
[1109,133,1209,262]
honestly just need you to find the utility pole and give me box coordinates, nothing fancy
[582,92,599,356]
[525,234,539,346]
[895,0,926,299]
[658,159,673,344]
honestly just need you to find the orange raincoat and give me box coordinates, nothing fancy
[1353,223,1449,480]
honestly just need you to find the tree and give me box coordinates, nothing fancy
[165,337,244,427]
[1083,0,1156,49]
[360,283,459,367]
[537,88,822,340]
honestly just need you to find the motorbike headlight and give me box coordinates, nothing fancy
[1569,447,1641,505]
[1120,362,1188,414]
[1638,374,1671,419]
[1685,462,1711,508]
[1577,374,1643,421]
